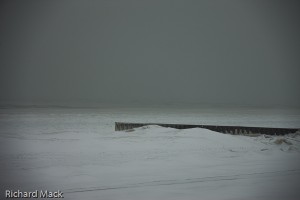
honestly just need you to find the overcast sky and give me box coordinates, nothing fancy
[0,0,299,107]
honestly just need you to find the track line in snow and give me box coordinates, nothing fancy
[64,169,300,194]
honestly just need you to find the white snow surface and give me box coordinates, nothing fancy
[0,106,300,200]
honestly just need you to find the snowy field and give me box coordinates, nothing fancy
[0,106,300,200]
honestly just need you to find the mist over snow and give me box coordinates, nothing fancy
[0,0,300,107]
[1,0,300,199]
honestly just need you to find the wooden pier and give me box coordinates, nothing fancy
[115,122,299,135]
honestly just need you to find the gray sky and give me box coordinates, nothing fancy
[0,0,299,107]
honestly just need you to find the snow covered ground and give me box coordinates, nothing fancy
[0,106,300,199]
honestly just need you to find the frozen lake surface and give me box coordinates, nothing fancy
[0,106,300,199]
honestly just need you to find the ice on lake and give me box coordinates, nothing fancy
[0,105,300,199]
